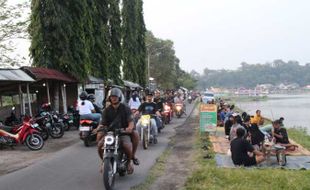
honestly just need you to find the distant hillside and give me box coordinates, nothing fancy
[197,60,310,88]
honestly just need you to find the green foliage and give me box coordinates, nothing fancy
[146,31,197,90]
[29,0,90,80]
[0,0,29,67]
[198,60,310,89]
[108,0,122,85]
[122,0,138,82]
[287,128,310,150]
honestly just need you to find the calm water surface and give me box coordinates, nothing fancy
[236,94,310,134]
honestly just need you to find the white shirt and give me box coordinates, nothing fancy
[128,97,141,110]
[77,100,94,115]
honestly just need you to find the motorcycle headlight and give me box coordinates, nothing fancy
[176,106,182,111]
[164,105,170,110]
[105,135,115,146]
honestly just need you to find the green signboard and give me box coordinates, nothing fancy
[199,104,217,133]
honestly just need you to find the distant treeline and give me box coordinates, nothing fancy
[196,60,310,88]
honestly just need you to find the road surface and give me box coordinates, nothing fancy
[0,103,195,190]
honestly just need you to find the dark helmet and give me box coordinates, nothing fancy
[109,88,122,101]
[146,91,154,96]
[87,94,95,101]
[79,91,88,100]
[41,103,51,111]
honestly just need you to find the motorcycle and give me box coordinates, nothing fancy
[79,119,98,147]
[62,113,74,131]
[0,118,44,150]
[138,114,157,149]
[38,111,65,139]
[187,96,192,104]
[102,128,130,190]
[175,103,184,118]
[4,107,22,126]
[162,103,172,124]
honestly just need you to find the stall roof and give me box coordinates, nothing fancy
[0,69,34,82]
[87,76,104,84]
[123,80,142,89]
[21,66,77,83]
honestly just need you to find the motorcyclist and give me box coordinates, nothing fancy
[87,94,102,114]
[77,91,101,124]
[96,88,139,173]
[173,92,186,115]
[153,90,164,130]
[135,91,161,143]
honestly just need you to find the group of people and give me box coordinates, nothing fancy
[217,100,297,167]
[77,88,190,174]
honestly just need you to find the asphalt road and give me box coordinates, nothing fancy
[0,103,195,190]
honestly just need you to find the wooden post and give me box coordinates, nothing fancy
[26,83,32,116]
[61,83,67,113]
[46,81,51,104]
[18,84,25,115]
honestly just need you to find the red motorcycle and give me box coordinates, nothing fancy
[0,118,44,151]
[162,103,173,124]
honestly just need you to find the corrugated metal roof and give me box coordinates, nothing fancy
[87,76,104,84]
[0,69,35,82]
[21,67,77,83]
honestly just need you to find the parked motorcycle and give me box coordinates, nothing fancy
[62,113,74,131]
[38,111,64,139]
[175,103,184,118]
[4,107,22,126]
[102,128,130,190]
[0,118,44,150]
[79,119,98,147]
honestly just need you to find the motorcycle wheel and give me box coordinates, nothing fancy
[103,158,115,190]
[142,128,148,150]
[84,136,90,147]
[40,127,49,141]
[25,133,44,151]
[49,123,64,139]
[63,122,70,131]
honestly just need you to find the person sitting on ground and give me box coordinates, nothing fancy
[272,119,298,151]
[231,128,265,167]
[243,116,265,150]
[250,110,265,126]
[229,113,246,141]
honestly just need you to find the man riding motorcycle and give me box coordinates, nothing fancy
[135,91,161,144]
[153,90,164,130]
[97,88,139,174]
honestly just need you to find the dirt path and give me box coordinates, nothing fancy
[0,130,80,176]
[149,106,199,190]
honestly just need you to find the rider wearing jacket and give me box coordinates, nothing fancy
[135,91,161,143]
[87,94,102,114]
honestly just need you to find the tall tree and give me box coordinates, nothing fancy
[135,0,147,86]
[29,0,90,80]
[90,0,110,79]
[108,0,122,84]
[122,0,138,82]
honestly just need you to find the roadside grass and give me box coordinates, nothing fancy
[185,132,310,190]
[131,148,171,190]
[288,127,310,150]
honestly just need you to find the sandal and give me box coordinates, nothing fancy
[133,157,140,165]
[127,162,134,175]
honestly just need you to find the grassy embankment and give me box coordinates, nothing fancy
[185,103,310,190]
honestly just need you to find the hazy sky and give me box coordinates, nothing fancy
[143,0,310,73]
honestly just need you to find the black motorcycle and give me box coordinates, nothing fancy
[79,119,98,147]
[37,111,64,140]
[102,128,129,190]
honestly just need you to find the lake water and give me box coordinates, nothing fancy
[236,94,310,133]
